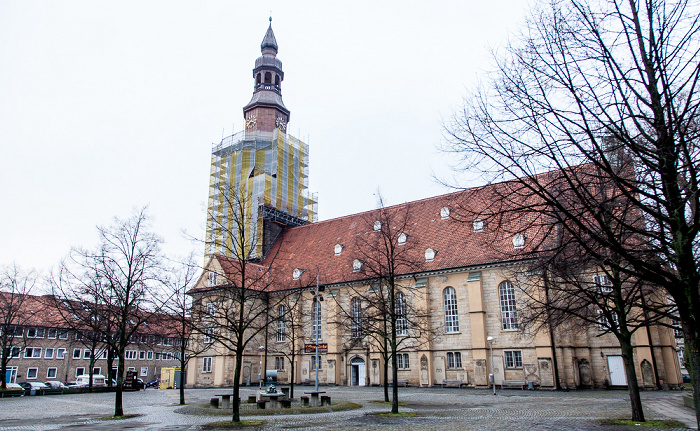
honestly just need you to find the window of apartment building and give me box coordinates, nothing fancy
[26,367,38,379]
[24,347,42,358]
[56,348,66,359]
[443,287,460,333]
[75,367,85,377]
[397,232,407,245]
[147,351,153,360]
[59,329,68,339]
[311,355,322,370]
[45,348,54,359]
[597,309,619,330]
[504,351,523,369]
[396,292,408,336]
[207,271,217,286]
[204,328,214,344]
[165,352,173,361]
[672,320,683,338]
[164,337,174,346]
[72,348,81,359]
[206,302,217,316]
[93,367,101,375]
[125,350,137,360]
[277,305,286,342]
[275,357,284,371]
[7,347,20,358]
[312,300,322,341]
[97,350,108,359]
[499,281,518,330]
[473,218,484,232]
[141,367,148,376]
[202,357,212,373]
[26,327,44,338]
[594,274,613,293]
[397,353,409,369]
[447,352,462,369]
[155,352,161,360]
[84,349,92,359]
[351,297,362,339]
[128,367,135,372]
[139,351,146,360]
[46,368,57,379]
[47,328,57,339]
[7,326,23,337]
[74,332,84,341]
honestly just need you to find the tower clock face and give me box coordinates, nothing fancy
[246,114,257,130]
[275,116,287,132]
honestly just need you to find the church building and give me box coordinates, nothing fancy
[188,22,683,391]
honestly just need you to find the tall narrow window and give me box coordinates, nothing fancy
[499,281,518,330]
[443,287,459,333]
[277,305,286,342]
[312,300,322,341]
[395,292,407,335]
[351,297,362,339]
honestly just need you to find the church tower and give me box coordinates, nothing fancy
[205,20,316,262]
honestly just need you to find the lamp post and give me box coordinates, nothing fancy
[259,345,265,389]
[314,272,325,392]
[487,336,495,395]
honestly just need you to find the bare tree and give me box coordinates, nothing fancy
[332,195,431,413]
[51,208,165,417]
[444,0,700,424]
[0,265,37,390]
[268,288,305,399]
[160,254,209,405]
[191,186,283,423]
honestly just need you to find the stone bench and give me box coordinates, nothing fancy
[280,398,292,408]
[441,379,466,388]
[300,396,310,406]
[390,379,409,387]
[247,395,257,403]
[256,400,267,409]
[501,380,526,390]
[214,394,240,409]
[320,395,331,406]
[302,379,315,386]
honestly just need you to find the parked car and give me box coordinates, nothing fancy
[682,373,691,383]
[44,381,68,389]
[74,374,106,387]
[17,382,49,395]
[0,383,25,396]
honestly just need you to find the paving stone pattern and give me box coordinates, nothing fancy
[0,387,695,431]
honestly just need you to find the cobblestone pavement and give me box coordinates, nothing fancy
[0,387,695,431]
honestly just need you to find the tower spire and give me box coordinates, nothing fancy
[243,20,289,132]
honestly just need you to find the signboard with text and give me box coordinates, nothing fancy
[304,343,328,353]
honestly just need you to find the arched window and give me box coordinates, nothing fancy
[264,72,272,83]
[499,281,518,330]
[256,73,261,85]
[351,297,362,339]
[312,300,322,340]
[275,75,280,86]
[443,287,459,333]
[277,305,286,342]
[395,292,407,335]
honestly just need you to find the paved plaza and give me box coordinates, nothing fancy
[0,386,696,431]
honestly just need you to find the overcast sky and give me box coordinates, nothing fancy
[0,0,530,273]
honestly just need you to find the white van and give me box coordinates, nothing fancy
[75,374,106,387]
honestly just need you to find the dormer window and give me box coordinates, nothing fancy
[352,259,363,272]
[334,244,344,256]
[207,271,217,286]
[513,233,525,249]
[373,221,382,231]
[398,233,407,245]
[440,207,450,219]
[473,219,484,232]
[425,248,436,262]
[293,268,303,280]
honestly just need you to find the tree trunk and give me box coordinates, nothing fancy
[686,328,700,429]
[382,354,389,402]
[179,356,186,405]
[114,354,124,417]
[290,353,295,399]
[232,347,243,422]
[619,337,644,422]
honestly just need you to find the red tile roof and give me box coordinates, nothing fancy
[260,178,548,289]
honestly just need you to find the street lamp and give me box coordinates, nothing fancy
[487,336,495,395]
[313,272,325,393]
[259,345,265,389]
